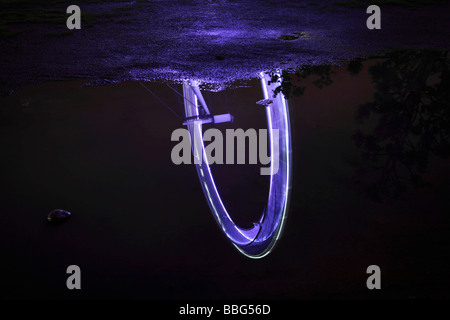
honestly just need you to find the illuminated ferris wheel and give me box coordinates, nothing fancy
[182,72,292,258]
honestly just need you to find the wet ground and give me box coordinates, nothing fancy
[1,0,450,90]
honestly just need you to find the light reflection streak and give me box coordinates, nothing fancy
[183,72,292,258]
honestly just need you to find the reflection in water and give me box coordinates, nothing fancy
[269,66,335,99]
[183,72,292,258]
[172,51,450,257]
[274,50,449,201]
[352,51,450,201]
[1,52,450,298]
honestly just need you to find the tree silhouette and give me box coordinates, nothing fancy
[353,50,450,201]
[269,65,335,98]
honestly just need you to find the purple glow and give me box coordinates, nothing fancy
[183,72,292,258]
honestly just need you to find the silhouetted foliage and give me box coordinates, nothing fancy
[269,65,335,98]
[347,58,364,75]
[269,51,449,202]
[353,50,450,201]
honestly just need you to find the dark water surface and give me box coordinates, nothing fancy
[1,51,449,299]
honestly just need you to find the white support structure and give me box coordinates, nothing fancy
[183,81,233,126]
[189,80,211,115]
[212,113,234,124]
[182,113,234,126]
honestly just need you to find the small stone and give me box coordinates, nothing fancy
[47,209,71,224]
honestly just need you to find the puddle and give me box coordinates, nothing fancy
[1,0,450,299]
